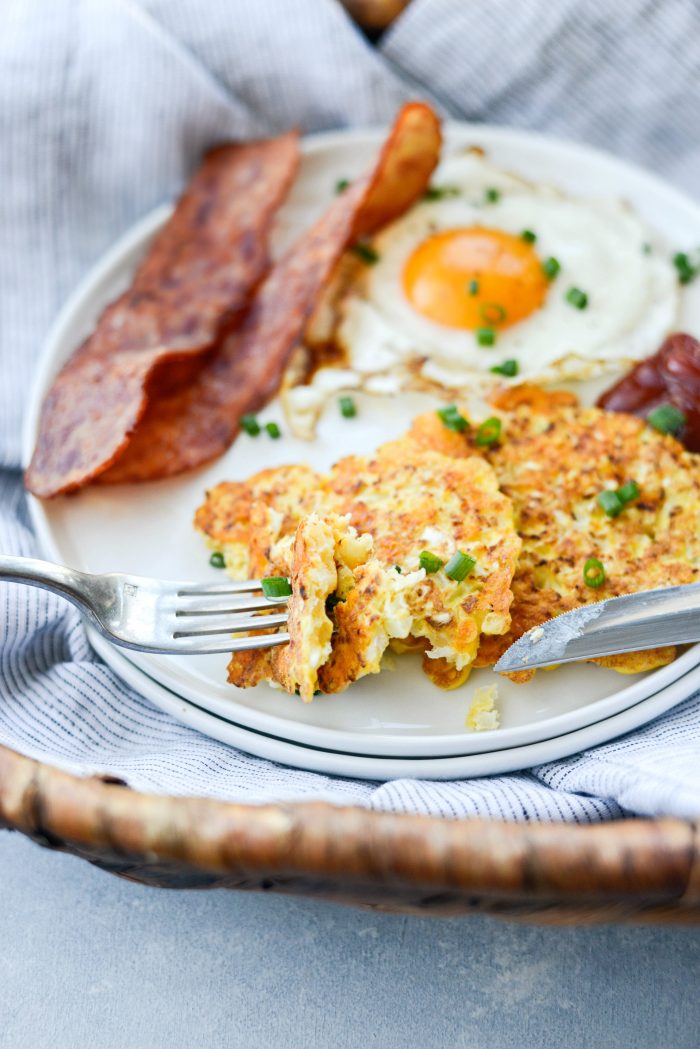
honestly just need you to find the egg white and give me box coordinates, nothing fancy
[284,152,679,436]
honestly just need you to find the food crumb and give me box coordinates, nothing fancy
[466,683,500,732]
[530,626,545,644]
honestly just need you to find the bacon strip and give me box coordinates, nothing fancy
[26,132,300,498]
[99,102,442,484]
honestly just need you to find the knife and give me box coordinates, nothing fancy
[493,582,700,674]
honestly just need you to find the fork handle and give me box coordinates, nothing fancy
[0,553,90,608]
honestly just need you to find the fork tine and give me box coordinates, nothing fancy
[168,631,291,654]
[172,612,288,638]
[175,579,264,596]
[175,594,288,615]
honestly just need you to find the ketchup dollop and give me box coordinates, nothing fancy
[597,332,700,451]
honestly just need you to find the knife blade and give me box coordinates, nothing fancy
[493,582,700,674]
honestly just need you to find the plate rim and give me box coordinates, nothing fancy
[22,119,700,761]
[89,628,700,782]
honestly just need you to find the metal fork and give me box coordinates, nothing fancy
[0,554,289,654]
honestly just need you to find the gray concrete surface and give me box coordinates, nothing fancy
[0,829,697,1048]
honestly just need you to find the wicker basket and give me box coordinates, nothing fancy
[3,0,698,924]
[1,744,698,921]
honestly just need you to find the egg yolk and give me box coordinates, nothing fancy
[402,227,548,330]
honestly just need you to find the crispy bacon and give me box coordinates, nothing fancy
[26,132,300,497]
[99,102,442,483]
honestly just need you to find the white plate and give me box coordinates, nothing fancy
[90,628,700,780]
[23,122,700,767]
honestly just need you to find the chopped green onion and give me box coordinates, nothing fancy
[583,557,606,588]
[475,417,502,447]
[424,184,461,201]
[480,302,507,325]
[265,421,282,439]
[419,551,444,573]
[485,187,501,203]
[617,480,640,505]
[476,327,496,347]
[437,404,469,432]
[490,358,519,377]
[339,395,357,418]
[597,490,623,517]
[521,229,537,244]
[597,480,641,517]
[261,576,292,598]
[542,256,561,280]
[647,403,686,436]
[325,593,345,612]
[444,550,476,582]
[209,551,225,569]
[565,286,589,309]
[467,278,480,295]
[241,414,261,436]
[394,565,402,574]
[672,251,699,285]
[335,178,350,194]
[351,242,380,265]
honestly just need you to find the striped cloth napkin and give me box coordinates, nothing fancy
[2,0,699,820]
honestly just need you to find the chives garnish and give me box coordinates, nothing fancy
[672,251,699,285]
[437,404,469,432]
[565,286,589,309]
[485,187,500,203]
[521,229,537,244]
[394,565,402,573]
[241,414,260,436]
[647,403,686,436]
[444,550,476,582]
[475,417,502,447]
[597,490,623,518]
[209,551,225,569]
[468,278,480,295]
[476,327,496,347]
[480,302,507,325]
[424,184,460,201]
[490,358,519,377]
[419,551,444,573]
[325,593,344,612]
[617,480,640,505]
[265,421,282,439]
[583,557,606,588]
[335,178,350,194]
[352,242,380,265]
[261,576,292,598]
[597,480,641,517]
[339,395,357,418]
[542,256,561,280]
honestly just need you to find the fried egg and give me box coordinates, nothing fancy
[283,152,678,436]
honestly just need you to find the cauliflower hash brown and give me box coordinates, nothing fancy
[195,440,521,697]
[325,440,521,688]
[224,512,423,701]
[408,385,700,681]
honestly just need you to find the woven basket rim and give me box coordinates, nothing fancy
[1,741,699,914]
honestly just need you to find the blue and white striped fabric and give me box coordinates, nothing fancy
[2,0,700,821]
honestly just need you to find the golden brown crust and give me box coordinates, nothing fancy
[327,439,520,671]
[409,387,700,679]
[204,434,520,695]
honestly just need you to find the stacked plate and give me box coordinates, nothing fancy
[24,124,700,780]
